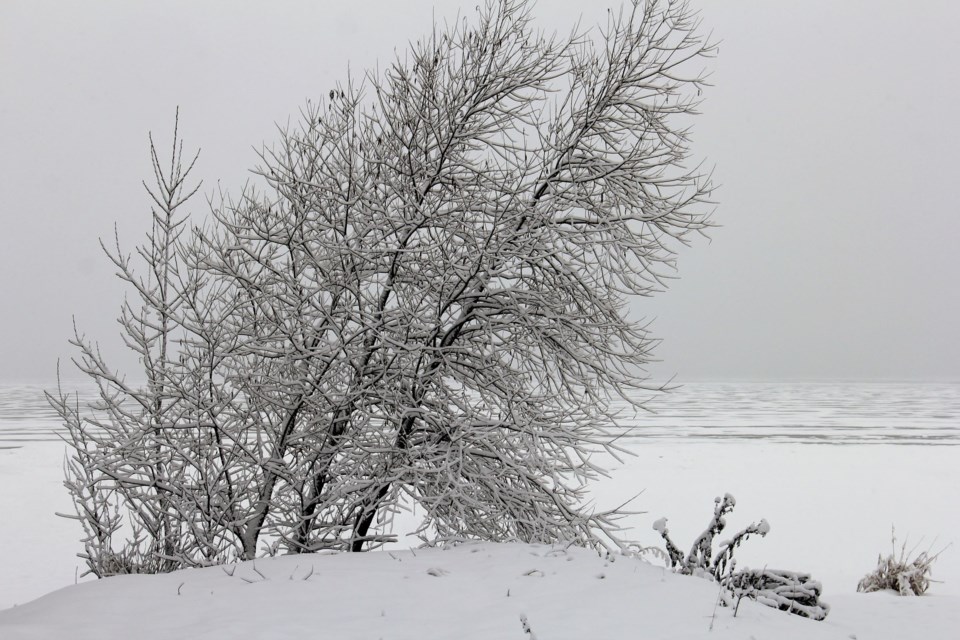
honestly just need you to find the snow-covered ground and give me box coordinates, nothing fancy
[1,541,957,639]
[1,438,957,638]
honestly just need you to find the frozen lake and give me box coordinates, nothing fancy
[3,381,959,446]
[1,381,958,610]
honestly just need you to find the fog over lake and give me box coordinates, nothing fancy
[2,0,959,384]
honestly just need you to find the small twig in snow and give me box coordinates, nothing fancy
[519,613,538,639]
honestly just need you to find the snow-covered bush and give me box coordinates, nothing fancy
[857,529,947,595]
[653,494,830,621]
[51,0,715,576]
[653,494,768,580]
[727,569,828,620]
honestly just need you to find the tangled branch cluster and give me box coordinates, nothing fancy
[51,0,714,576]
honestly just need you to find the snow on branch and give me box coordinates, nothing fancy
[52,0,715,575]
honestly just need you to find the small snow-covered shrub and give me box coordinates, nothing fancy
[654,493,829,621]
[652,493,768,581]
[857,529,947,595]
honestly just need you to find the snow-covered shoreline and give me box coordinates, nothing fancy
[2,438,957,628]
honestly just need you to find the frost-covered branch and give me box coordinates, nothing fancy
[53,0,715,572]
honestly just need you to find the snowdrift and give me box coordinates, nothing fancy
[2,542,956,640]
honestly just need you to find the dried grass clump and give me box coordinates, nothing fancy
[857,528,948,596]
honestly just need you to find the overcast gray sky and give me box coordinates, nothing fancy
[1,0,958,383]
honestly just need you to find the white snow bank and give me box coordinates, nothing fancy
[1,542,956,640]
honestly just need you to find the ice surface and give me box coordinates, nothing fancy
[5,382,960,445]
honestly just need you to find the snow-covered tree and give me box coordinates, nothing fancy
[52,0,714,575]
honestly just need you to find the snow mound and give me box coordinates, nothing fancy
[0,543,956,640]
